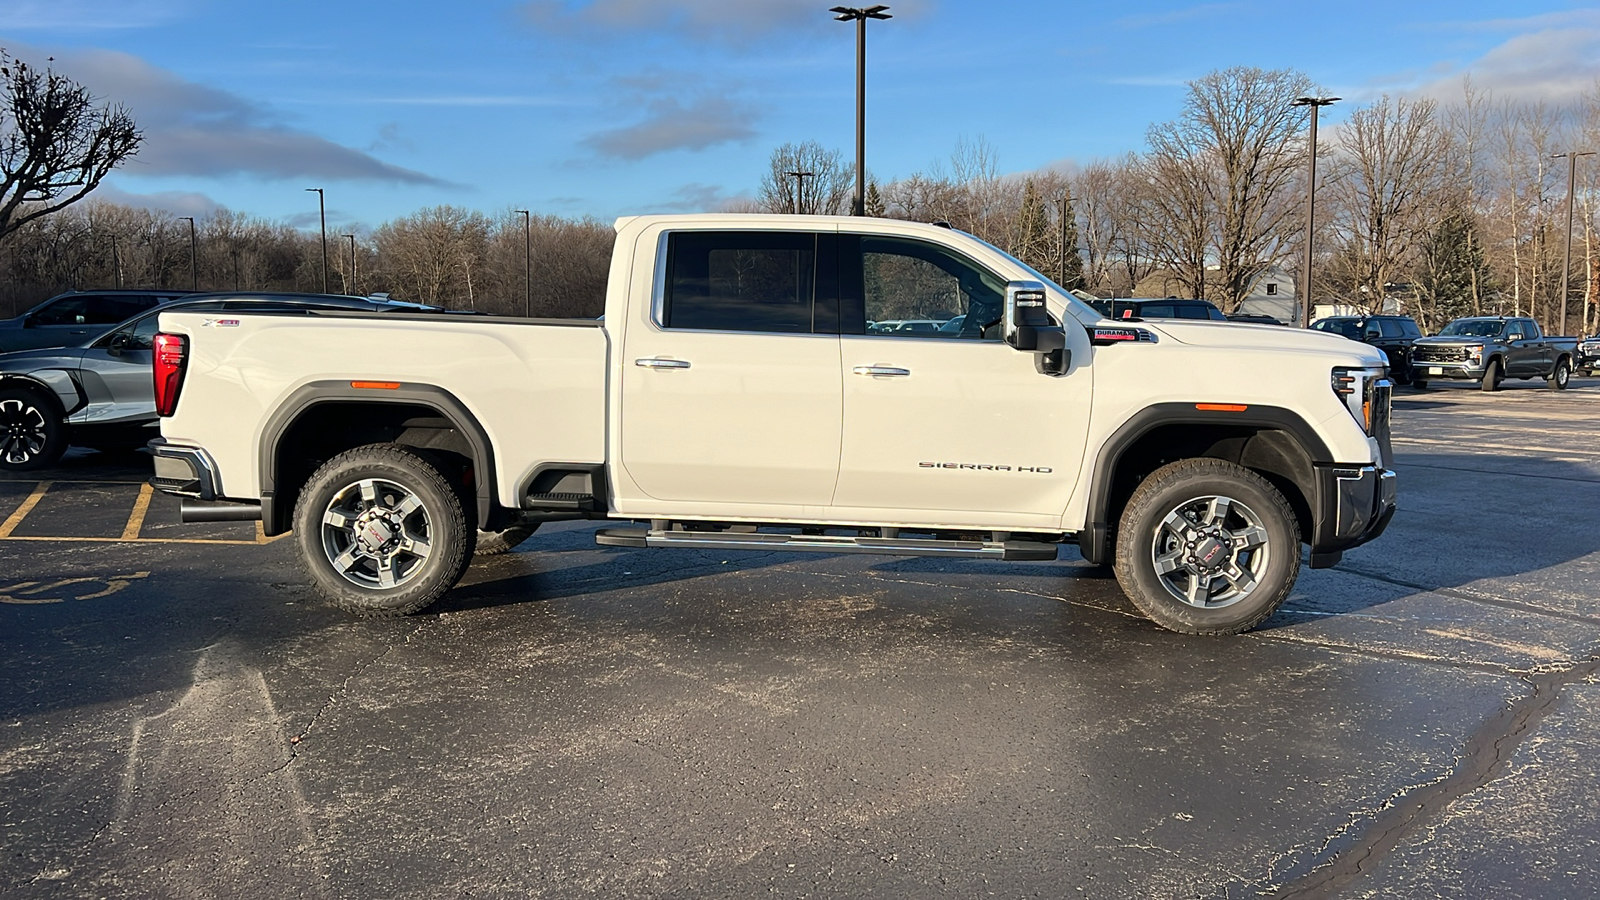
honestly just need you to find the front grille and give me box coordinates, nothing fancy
[1413,345,1470,363]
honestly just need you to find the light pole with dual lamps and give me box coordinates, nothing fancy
[515,210,532,317]
[1292,95,1337,328]
[1553,150,1595,337]
[341,234,357,295]
[785,170,814,213]
[830,5,890,217]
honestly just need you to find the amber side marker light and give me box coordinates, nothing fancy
[1195,403,1249,412]
[351,381,401,390]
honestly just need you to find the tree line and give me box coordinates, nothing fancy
[754,68,1600,336]
[5,47,1600,337]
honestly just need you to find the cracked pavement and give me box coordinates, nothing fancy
[2,379,1599,898]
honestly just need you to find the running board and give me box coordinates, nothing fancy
[594,528,1059,561]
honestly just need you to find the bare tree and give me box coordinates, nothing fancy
[0,50,142,245]
[1144,66,1315,311]
[757,141,851,215]
[1325,96,1449,312]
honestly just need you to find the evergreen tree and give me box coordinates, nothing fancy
[1414,210,1493,331]
[1011,179,1053,275]
[864,179,886,218]
[1056,193,1087,293]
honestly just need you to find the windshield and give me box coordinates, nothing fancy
[1438,319,1504,337]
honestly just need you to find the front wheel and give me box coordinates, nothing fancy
[1548,360,1570,391]
[293,444,474,617]
[1113,458,1301,635]
[0,387,68,471]
[1480,359,1502,392]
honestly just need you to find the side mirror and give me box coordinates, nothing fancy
[1004,280,1071,376]
[107,333,130,356]
[21,312,38,328]
[1507,333,1523,342]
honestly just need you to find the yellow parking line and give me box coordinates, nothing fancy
[0,535,266,546]
[121,484,154,540]
[0,482,51,539]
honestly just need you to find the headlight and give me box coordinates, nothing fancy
[1331,366,1392,436]
[1467,344,1483,363]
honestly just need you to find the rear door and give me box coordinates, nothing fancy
[72,311,160,426]
[618,229,844,507]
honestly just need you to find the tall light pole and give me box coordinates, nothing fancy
[305,187,328,293]
[515,210,532,317]
[1292,96,1338,328]
[831,5,890,217]
[341,234,357,294]
[1553,151,1594,337]
[110,233,123,288]
[179,216,198,290]
[785,170,814,213]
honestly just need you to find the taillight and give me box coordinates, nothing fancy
[153,332,188,417]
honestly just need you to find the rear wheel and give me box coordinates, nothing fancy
[1479,359,1502,392]
[294,444,474,617]
[1548,360,1570,391]
[1113,458,1300,635]
[0,387,68,471]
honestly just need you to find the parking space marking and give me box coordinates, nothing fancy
[0,482,52,539]
[0,571,150,604]
[121,484,154,540]
[0,479,282,545]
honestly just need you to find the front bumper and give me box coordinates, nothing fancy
[1309,464,1397,568]
[1412,360,1485,380]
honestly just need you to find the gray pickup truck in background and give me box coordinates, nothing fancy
[1409,316,1578,391]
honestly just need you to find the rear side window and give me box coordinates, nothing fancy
[1138,304,1174,318]
[664,232,817,333]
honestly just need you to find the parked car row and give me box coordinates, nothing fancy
[1312,313,1582,392]
[0,292,451,470]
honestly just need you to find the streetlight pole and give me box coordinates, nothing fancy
[1553,151,1594,337]
[1292,96,1338,328]
[341,234,357,294]
[1057,187,1071,288]
[831,5,890,217]
[515,210,532,317]
[110,233,122,288]
[305,187,328,293]
[179,216,198,290]
[785,170,815,213]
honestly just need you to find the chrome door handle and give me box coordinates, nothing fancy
[635,358,691,369]
[852,365,911,377]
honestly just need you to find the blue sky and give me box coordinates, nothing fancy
[2,1,1597,233]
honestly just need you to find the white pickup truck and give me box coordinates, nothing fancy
[149,214,1396,634]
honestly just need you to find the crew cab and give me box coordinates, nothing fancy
[1411,316,1578,391]
[147,215,1396,635]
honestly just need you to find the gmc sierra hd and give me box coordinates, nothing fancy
[148,215,1396,634]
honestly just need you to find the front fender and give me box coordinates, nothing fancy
[1,370,81,416]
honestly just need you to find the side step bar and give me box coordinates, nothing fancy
[595,527,1059,561]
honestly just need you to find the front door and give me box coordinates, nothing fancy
[830,234,1092,527]
[618,230,843,508]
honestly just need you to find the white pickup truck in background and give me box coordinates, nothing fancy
[149,214,1396,634]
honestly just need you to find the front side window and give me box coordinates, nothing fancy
[852,235,1004,339]
[664,232,817,333]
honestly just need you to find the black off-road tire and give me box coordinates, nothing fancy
[293,444,475,617]
[1411,379,1428,390]
[1548,360,1570,391]
[475,523,539,556]
[0,386,68,471]
[1113,458,1301,635]
[1480,359,1502,392]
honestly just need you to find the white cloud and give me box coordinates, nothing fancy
[91,182,221,217]
[522,0,928,43]
[4,41,448,185]
[583,95,758,160]
[1380,23,1600,105]
[0,0,183,30]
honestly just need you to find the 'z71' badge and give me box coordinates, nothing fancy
[919,462,1053,473]
[201,318,241,327]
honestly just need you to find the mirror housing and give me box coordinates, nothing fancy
[1004,280,1071,376]
[107,333,130,356]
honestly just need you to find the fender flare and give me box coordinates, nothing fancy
[1077,403,1333,565]
[257,381,497,535]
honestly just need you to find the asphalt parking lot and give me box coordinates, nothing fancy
[4,377,1599,899]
